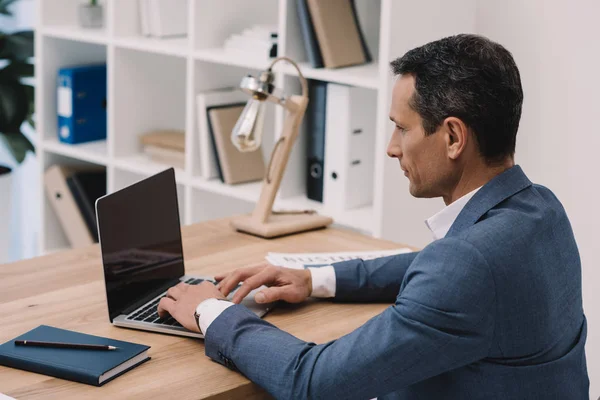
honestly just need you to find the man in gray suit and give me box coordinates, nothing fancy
[158,34,589,399]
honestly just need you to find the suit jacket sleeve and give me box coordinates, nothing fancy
[204,238,496,400]
[332,251,419,302]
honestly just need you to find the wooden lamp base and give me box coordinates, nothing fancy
[231,213,333,238]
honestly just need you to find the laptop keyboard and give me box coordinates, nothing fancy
[126,278,212,327]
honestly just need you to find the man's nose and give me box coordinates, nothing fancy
[387,141,402,159]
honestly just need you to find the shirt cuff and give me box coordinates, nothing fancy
[308,266,336,298]
[196,298,234,335]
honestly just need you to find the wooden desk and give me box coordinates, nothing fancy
[0,218,410,399]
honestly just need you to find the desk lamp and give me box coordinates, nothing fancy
[229,56,333,238]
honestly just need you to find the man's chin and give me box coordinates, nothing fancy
[408,184,436,199]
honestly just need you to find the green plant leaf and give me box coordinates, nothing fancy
[0,79,28,133]
[0,61,34,79]
[0,0,19,16]
[0,31,34,61]
[0,131,33,163]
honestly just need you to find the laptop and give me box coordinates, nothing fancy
[95,168,273,338]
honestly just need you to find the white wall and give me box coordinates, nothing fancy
[477,0,600,395]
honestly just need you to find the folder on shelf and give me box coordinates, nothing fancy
[147,0,187,38]
[305,80,328,202]
[323,83,377,211]
[306,0,368,68]
[66,169,107,243]
[44,165,97,248]
[196,89,248,179]
[206,104,265,185]
[297,0,324,68]
[57,64,107,145]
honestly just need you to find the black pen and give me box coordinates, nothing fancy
[15,340,118,351]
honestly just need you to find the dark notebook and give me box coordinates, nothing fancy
[0,325,150,386]
[66,170,107,242]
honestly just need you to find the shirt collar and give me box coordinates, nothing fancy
[426,187,482,240]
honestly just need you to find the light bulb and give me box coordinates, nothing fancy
[231,98,266,152]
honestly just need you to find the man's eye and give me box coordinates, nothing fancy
[397,126,406,133]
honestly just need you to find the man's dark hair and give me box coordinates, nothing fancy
[390,34,523,163]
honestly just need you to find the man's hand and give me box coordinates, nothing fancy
[157,281,225,333]
[216,262,313,304]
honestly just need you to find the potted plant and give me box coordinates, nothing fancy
[79,0,104,29]
[0,0,35,166]
[0,0,34,263]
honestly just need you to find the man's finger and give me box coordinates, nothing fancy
[167,286,183,300]
[231,268,277,304]
[214,273,229,282]
[219,265,266,297]
[254,286,288,304]
[175,282,188,291]
[157,297,176,318]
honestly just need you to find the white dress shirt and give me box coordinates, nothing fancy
[196,187,482,335]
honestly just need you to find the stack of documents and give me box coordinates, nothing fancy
[266,248,412,269]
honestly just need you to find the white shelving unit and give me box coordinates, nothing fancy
[35,0,476,254]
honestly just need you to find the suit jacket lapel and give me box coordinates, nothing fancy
[445,165,533,237]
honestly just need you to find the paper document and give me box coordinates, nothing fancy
[0,393,16,400]
[266,248,412,269]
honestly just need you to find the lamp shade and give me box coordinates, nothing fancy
[231,97,266,153]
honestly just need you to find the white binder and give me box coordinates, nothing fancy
[323,83,377,211]
[196,89,248,179]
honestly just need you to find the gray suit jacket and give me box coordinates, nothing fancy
[204,166,589,399]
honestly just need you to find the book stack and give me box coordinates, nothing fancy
[139,130,186,170]
[223,25,278,61]
[138,0,187,38]
[44,166,107,248]
[297,0,371,68]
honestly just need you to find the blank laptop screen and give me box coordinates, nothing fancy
[96,168,184,321]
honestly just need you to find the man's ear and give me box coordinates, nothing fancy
[443,117,469,160]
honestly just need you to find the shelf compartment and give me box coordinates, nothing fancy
[40,0,110,37]
[38,37,107,143]
[112,47,187,162]
[41,152,107,253]
[113,0,190,56]
[193,0,279,51]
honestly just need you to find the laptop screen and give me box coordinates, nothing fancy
[96,168,184,322]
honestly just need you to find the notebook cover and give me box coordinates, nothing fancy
[306,0,367,68]
[206,104,265,185]
[66,170,107,242]
[0,325,150,387]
